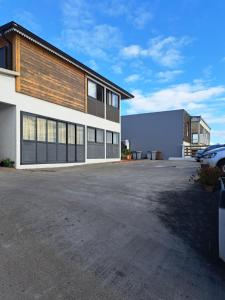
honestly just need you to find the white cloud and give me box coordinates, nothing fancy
[59,0,122,59]
[130,6,153,29]
[156,70,183,82]
[125,82,225,114]
[121,36,191,67]
[102,0,153,29]
[112,64,123,74]
[15,10,40,32]
[88,59,98,71]
[125,74,141,83]
[211,130,225,144]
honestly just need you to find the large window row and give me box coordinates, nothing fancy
[23,114,84,145]
[87,127,104,143]
[88,79,119,109]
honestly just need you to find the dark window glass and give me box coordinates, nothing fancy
[88,127,95,142]
[96,129,104,143]
[97,84,104,102]
[106,131,113,144]
[0,47,6,68]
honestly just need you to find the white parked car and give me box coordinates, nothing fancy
[201,146,225,173]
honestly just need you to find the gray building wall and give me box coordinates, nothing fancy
[121,110,185,159]
[0,104,16,163]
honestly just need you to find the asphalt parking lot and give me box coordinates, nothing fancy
[0,160,225,300]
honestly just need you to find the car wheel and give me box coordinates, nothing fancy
[218,159,225,174]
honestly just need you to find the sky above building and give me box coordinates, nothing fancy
[1,0,225,143]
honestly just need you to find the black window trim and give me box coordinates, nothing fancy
[106,89,120,109]
[87,126,105,144]
[87,79,104,103]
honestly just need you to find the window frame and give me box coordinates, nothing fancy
[88,79,104,102]
[87,127,96,143]
[96,129,104,144]
[106,89,120,109]
[113,132,119,145]
[22,114,36,141]
[106,131,113,144]
[37,117,47,142]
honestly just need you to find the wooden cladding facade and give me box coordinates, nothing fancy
[11,34,86,112]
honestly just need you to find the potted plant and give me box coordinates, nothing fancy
[197,166,222,192]
[121,149,132,160]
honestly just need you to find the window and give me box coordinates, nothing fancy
[106,131,113,144]
[68,124,75,144]
[107,90,119,108]
[112,93,119,108]
[87,127,95,142]
[37,118,46,142]
[58,122,66,144]
[192,134,198,144]
[23,114,36,141]
[97,84,104,102]
[76,126,84,145]
[96,129,104,143]
[113,132,119,144]
[106,90,112,106]
[88,80,104,102]
[48,120,56,143]
[0,47,6,69]
[88,80,97,98]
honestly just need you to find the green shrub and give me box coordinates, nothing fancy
[0,158,14,168]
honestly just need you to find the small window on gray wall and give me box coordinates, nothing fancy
[106,131,113,144]
[48,120,56,143]
[96,129,104,143]
[68,124,75,144]
[88,127,95,142]
[77,126,84,145]
[37,118,46,142]
[23,114,36,141]
[58,122,66,144]
[113,132,119,144]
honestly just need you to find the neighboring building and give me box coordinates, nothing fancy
[0,21,133,169]
[121,109,210,159]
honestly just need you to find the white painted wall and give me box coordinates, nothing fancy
[0,72,121,169]
[0,104,16,163]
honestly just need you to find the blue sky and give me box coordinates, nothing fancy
[1,0,225,143]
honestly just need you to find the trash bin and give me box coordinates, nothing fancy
[152,150,157,160]
[219,177,225,262]
[136,151,142,160]
[132,151,137,160]
[156,151,163,160]
[147,151,152,160]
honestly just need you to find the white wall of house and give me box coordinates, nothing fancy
[0,71,120,169]
[0,104,16,163]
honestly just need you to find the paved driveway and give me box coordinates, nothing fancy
[0,160,224,300]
